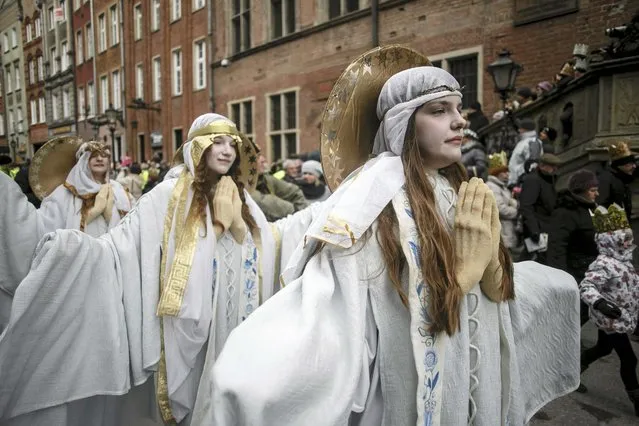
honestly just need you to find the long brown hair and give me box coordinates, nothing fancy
[375,112,514,335]
[192,144,258,233]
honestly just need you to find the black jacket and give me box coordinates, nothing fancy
[597,167,633,218]
[547,191,598,282]
[467,110,490,134]
[519,169,557,238]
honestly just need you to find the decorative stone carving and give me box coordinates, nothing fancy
[613,72,639,130]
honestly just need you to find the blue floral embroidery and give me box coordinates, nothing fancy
[242,244,259,321]
[405,205,440,426]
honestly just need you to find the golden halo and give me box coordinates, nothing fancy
[320,45,430,191]
[29,136,84,200]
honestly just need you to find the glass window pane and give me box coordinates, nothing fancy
[242,13,251,50]
[270,95,281,130]
[285,132,296,156]
[232,103,241,128]
[346,0,359,13]
[285,0,295,34]
[232,17,241,54]
[284,92,296,129]
[233,0,241,15]
[244,101,253,134]
[329,0,340,19]
[272,0,282,38]
[271,134,282,160]
[448,54,478,108]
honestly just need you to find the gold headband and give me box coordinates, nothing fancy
[187,121,241,140]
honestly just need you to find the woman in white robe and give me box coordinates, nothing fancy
[32,139,133,237]
[0,113,320,426]
[205,48,581,425]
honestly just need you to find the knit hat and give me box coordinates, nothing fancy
[568,169,598,195]
[301,160,323,178]
[539,153,562,166]
[517,87,534,99]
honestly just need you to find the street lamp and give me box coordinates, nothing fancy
[105,103,122,169]
[486,49,523,152]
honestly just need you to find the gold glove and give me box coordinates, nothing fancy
[479,200,505,302]
[213,176,235,238]
[86,184,114,224]
[454,178,494,294]
[228,183,248,244]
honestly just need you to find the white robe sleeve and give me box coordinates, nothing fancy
[205,242,371,425]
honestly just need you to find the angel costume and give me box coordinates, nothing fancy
[0,114,319,426]
[206,61,581,425]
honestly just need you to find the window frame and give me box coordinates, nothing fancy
[61,41,69,70]
[87,82,95,118]
[38,96,46,123]
[230,0,251,54]
[62,89,71,118]
[266,88,299,162]
[76,30,84,64]
[111,69,121,109]
[37,56,44,82]
[35,17,42,38]
[227,97,255,142]
[100,74,109,113]
[193,0,206,11]
[77,86,86,121]
[270,0,296,40]
[86,22,94,58]
[5,66,11,93]
[152,56,161,101]
[26,23,33,42]
[428,45,483,110]
[11,28,17,48]
[98,13,106,52]
[52,92,60,121]
[134,3,143,41]
[110,4,119,46]
[193,39,207,91]
[151,0,161,31]
[14,62,21,90]
[48,7,55,31]
[30,99,38,126]
[172,48,183,96]
[28,60,35,84]
[135,62,144,99]
[171,0,182,22]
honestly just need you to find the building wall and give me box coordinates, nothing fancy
[93,0,125,161]
[43,0,77,138]
[23,3,48,147]
[123,0,211,163]
[0,0,29,160]
[213,0,637,161]
[73,0,96,142]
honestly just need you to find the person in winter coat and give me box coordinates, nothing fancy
[597,141,636,219]
[252,154,309,221]
[486,151,520,251]
[519,153,561,264]
[508,118,543,186]
[547,169,600,325]
[580,205,639,415]
[298,160,331,203]
[460,129,487,180]
[539,127,557,154]
[466,101,490,134]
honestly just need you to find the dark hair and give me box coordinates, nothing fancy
[470,101,482,111]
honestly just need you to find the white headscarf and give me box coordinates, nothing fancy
[308,67,463,248]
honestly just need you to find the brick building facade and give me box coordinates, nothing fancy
[212,0,636,162]
[122,0,211,163]
[72,0,96,142]
[93,0,125,161]
[22,1,48,149]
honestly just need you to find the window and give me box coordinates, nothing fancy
[35,17,42,37]
[39,96,46,123]
[328,0,359,19]
[429,47,482,109]
[11,28,17,48]
[100,75,109,113]
[30,99,38,125]
[152,56,161,101]
[110,5,119,46]
[0,114,4,135]
[29,60,35,84]
[172,49,182,96]
[62,90,71,118]
[61,41,69,70]
[2,33,8,52]
[134,4,142,40]
[231,0,251,54]
[26,24,33,42]
[268,90,297,160]
[152,0,160,31]
[87,82,95,117]
[194,0,205,11]
[86,23,94,58]
[51,47,58,74]
[37,56,43,81]
[138,134,146,162]
[74,0,81,10]
[98,13,106,52]
[229,99,254,141]
[14,62,20,90]
[271,0,295,39]
[16,108,23,132]
[76,30,84,64]
[136,63,144,99]
[48,7,54,30]
[78,87,85,120]
[8,110,14,133]
[171,0,182,21]
[193,40,206,90]
[112,70,121,109]
[173,128,183,151]
[52,92,59,120]
[5,66,11,93]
